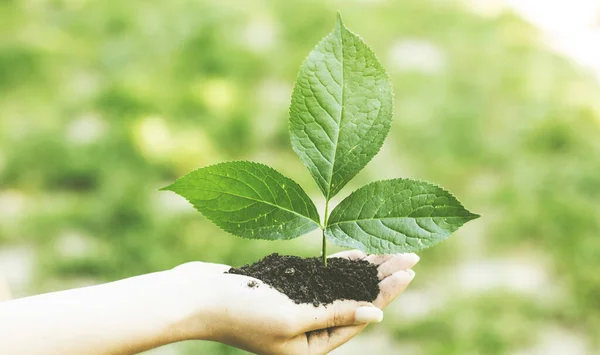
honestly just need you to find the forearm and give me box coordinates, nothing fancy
[0,269,207,355]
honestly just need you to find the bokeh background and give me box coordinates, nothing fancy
[1,0,599,354]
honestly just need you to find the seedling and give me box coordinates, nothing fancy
[162,15,479,267]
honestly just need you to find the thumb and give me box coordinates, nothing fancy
[299,301,383,332]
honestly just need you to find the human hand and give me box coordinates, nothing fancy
[167,251,418,355]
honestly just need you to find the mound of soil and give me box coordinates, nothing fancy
[228,253,379,306]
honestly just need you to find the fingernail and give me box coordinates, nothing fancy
[355,306,383,323]
[409,253,420,265]
[393,269,416,283]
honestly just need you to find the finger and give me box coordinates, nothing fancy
[328,250,366,261]
[298,301,383,332]
[308,323,367,354]
[377,253,419,279]
[309,269,416,353]
[365,254,394,265]
[374,269,415,309]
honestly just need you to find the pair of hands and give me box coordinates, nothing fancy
[170,250,419,355]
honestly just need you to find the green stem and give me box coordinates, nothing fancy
[322,230,327,267]
[322,199,330,267]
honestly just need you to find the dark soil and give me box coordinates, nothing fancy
[228,253,379,306]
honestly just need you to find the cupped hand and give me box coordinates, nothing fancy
[169,251,418,355]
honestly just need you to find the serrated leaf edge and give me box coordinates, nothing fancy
[161,160,323,228]
[288,13,395,199]
[326,177,480,228]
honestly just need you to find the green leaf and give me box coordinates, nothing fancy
[325,179,479,253]
[289,14,394,199]
[161,161,321,240]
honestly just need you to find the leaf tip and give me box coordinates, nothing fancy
[466,211,481,221]
[336,11,345,28]
[158,183,174,192]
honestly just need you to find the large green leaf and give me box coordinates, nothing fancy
[289,15,393,199]
[162,161,321,240]
[325,179,479,253]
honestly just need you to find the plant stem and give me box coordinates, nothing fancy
[322,199,330,267]
[322,230,327,267]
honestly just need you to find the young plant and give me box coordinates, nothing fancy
[162,15,479,266]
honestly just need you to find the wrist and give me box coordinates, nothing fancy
[160,265,221,343]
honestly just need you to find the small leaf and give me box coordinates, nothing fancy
[289,14,393,199]
[162,161,321,240]
[325,179,479,253]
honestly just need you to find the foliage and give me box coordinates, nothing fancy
[325,179,478,253]
[289,15,394,200]
[163,161,321,240]
[163,16,478,264]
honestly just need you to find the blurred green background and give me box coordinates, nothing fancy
[1,0,599,354]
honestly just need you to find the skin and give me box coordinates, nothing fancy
[0,251,418,355]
